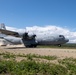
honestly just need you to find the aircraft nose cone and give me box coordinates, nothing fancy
[65,38,69,42]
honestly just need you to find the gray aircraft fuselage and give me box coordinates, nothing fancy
[0,24,69,47]
[3,34,69,47]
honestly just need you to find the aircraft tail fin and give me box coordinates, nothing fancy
[0,23,6,30]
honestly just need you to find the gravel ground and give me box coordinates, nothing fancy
[0,45,76,58]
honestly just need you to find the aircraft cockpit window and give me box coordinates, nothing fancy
[59,35,63,37]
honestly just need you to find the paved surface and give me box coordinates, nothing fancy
[0,45,76,58]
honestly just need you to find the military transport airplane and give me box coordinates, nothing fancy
[0,24,69,47]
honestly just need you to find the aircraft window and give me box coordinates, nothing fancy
[59,35,63,37]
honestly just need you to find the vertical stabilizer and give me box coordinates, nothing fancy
[0,23,6,30]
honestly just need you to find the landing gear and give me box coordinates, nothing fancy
[26,44,37,48]
[33,44,37,48]
[58,44,61,47]
[26,45,30,48]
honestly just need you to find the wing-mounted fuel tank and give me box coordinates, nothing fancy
[22,32,37,47]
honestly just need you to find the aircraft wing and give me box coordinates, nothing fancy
[0,29,20,37]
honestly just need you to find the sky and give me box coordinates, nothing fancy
[0,0,76,43]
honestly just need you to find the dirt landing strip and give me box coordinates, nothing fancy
[0,45,76,58]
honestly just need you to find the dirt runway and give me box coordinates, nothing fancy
[0,45,76,58]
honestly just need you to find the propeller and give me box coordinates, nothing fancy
[23,32,29,39]
[23,32,36,40]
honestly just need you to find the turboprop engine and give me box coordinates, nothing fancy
[22,32,36,40]
[22,32,37,47]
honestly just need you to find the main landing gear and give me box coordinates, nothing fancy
[26,44,37,48]
[58,44,61,47]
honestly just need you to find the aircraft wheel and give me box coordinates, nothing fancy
[33,45,37,48]
[29,44,37,48]
[26,45,30,48]
[26,45,33,48]
[58,44,61,47]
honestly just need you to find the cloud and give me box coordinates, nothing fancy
[6,25,76,43]
[6,26,25,33]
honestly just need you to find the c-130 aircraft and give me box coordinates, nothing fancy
[0,24,69,48]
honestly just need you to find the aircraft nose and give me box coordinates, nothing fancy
[65,38,69,42]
